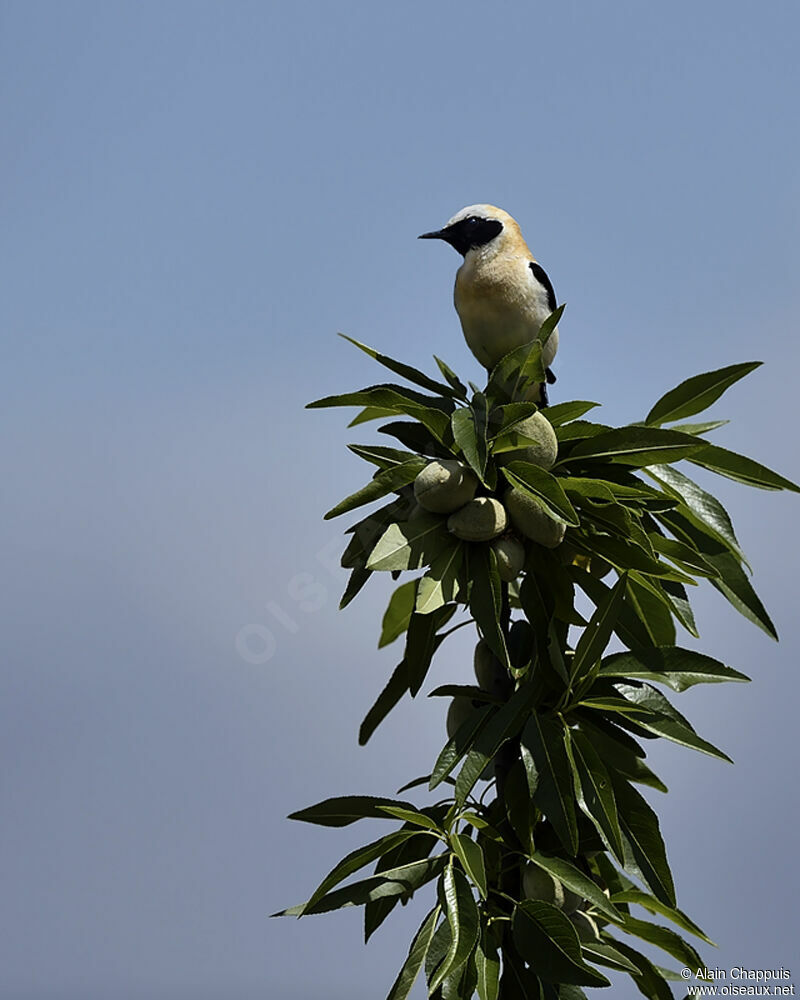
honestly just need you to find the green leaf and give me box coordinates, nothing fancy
[565,427,705,467]
[648,535,721,578]
[475,925,501,1000]
[543,401,600,427]
[646,464,746,563]
[347,443,419,470]
[378,419,454,458]
[434,355,470,399]
[405,605,458,696]
[429,866,481,993]
[503,462,580,526]
[600,646,750,693]
[706,549,778,639]
[452,393,490,481]
[325,459,426,520]
[308,384,454,442]
[610,682,733,762]
[610,888,714,944]
[366,515,452,571]
[340,565,372,609]
[690,443,800,492]
[526,851,621,921]
[568,729,625,863]
[575,717,668,793]
[348,405,400,426]
[468,546,510,670]
[570,573,628,689]
[646,361,762,425]
[416,540,464,614]
[379,580,418,648]
[430,703,495,791]
[521,714,578,855]
[626,574,677,645]
[365,830,438,942]
[378,806,443,832]
[571,568,661,650]
[450,833,487,899]
[288,795,418,827]
[669,420,729,435]
[607,913,705,969]
[611,775,675,905]
[579,939,640,974]
[302,830,422,914]
[337,333,461,398]
[512,900,611,987]
[489,401,541,437]
[455,683,539,806]
[385,904,441,1000]
[605,940,674,1000]
[359,661,410,745]
[277,856,446,916]
[487,331,550,402]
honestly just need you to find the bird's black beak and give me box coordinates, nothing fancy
[418,229,447,240]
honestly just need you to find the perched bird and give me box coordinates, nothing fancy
[419,204,559,403]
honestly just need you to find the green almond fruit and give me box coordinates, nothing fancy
[447,497,507,542]
[522,864,565,907]
[473,639,508,696]
[491,536,526,582]
[504,488,566,549]
[413,459,479,513]
[495,412,558,470]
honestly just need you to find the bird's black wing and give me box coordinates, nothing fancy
[529,261,557,313]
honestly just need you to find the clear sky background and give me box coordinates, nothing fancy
[2,2,799,997]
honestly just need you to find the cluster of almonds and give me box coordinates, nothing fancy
[411,412,565,582]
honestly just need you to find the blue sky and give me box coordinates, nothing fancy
[1,2,799,997]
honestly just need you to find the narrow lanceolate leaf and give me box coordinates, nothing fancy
[430,703,495,790]
[565,427,705,467]
[512,900,611,987]
[276,856,446,916]
[455,683,539,806]
[579,939,640,974]
[365,829,438,942]
[568,729,624,863]
[404,605,457,696]
[605,940,674,1000]
[645,361,762,425]
[475,926,501,1000]
[359,660,409,745]
[366,515,452,571]
[488,337,547,402]
[308,384,454,441]
[450,833,487,899]
[429,866,481,993]
[575,717,668,794]
[348,405,399,426]
[691,443,800,493]
[610,888,714,944]
[646,464,746,563]
[288,795,418,827]
[434,355,470,399]
[542,400,600,427]
[600,647,750,693]
[571,568,660,650]
[415,541,463,614]
[607,913,705,969]
[337,333,461,398]
[705,549,778,639]
[570,573,628,689]
[385,904,441,1000]
[468,546,510,670]
[611,774,676,906]
[348,442,419,470]
[325,459,425,519]
[302,830,422,913]
[526,851,621,921]
[612,682,733,763]
[521,714,578,855]
[379,580,418,648]
[648,535,721,578]
[669,419,729,435]
[377,806,443,832]
[452,393,490,481]
[503,462,580,526]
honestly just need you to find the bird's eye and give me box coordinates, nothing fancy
[466,216,480,225]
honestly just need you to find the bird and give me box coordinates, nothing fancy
[419,204,559,404]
